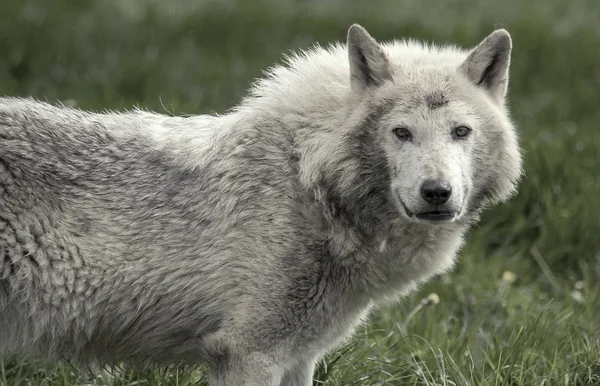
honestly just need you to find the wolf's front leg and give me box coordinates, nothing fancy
[209,351,283,386]
[279,358,317,386]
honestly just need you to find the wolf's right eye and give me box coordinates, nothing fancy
[393,127,413,142]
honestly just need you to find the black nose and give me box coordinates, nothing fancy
[420,179,452,205]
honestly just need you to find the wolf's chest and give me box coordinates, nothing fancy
[291,294,374,360]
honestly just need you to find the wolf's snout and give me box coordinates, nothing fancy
[420,179,452,205]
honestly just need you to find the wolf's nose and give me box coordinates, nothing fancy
[420,179,452,205]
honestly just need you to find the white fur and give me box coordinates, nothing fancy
[0,25,522,385]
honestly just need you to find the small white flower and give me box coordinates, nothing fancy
[570,290,584,304]
[426,293,440,305]
[502,271,516,284]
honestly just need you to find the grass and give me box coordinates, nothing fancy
[1,0,599,384]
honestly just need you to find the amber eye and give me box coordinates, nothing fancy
[393,127,413,142]
[452,125,471,139]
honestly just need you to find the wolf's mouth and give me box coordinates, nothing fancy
[400,200,457,223]
[415,211,456,222]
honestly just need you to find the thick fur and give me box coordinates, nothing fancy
[0,25,522,385]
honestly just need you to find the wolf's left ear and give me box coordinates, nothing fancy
[459,29,512,103]
[347,24,392,93]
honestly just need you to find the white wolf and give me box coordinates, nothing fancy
[0,24,522,385]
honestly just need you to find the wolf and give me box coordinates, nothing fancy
[0,24,522,385]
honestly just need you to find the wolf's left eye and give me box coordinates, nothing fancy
[452,125,471,139]
[393,127,413,142]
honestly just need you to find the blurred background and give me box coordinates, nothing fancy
[0,0,599,385]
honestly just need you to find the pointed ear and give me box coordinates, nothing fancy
[459,29,512,103]
[347,24,392,93]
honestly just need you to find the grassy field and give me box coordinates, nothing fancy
[1,0,599,384]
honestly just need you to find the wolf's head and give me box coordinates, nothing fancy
[345,24,522,225]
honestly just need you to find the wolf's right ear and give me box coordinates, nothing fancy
[459,29,512,104]
[347,24,392,93]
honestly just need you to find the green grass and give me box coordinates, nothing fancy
[1,0,599,384]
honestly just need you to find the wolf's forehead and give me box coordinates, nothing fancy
[378,82,454,113]
[384,67,464,110]
[423,90,449,110]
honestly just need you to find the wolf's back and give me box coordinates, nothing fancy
[0,98,230,362]
[0,97,302,365]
